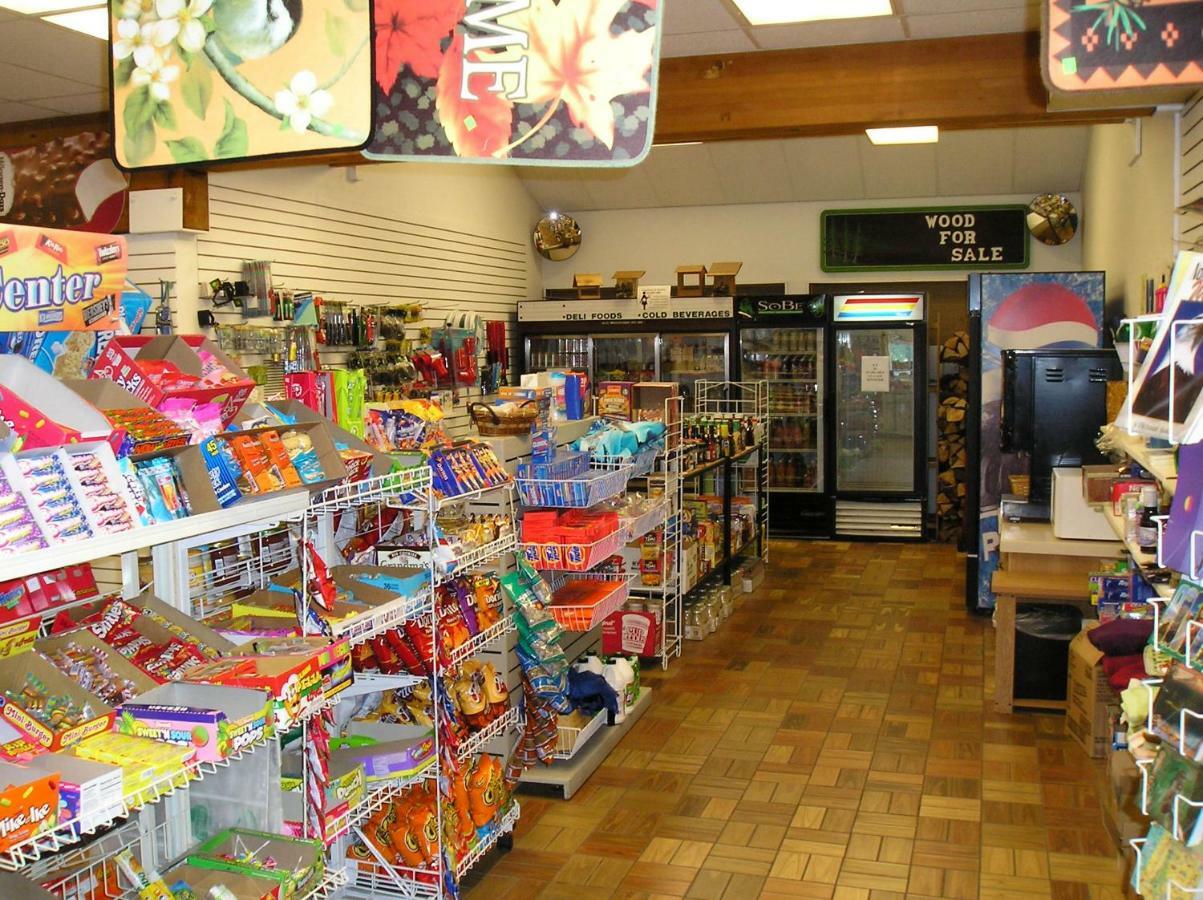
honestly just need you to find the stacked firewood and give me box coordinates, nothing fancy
[937,332,970,543]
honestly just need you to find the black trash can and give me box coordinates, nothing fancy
[1012,604,1083,702]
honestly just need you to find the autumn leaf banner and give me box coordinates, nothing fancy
[365,0,663,166]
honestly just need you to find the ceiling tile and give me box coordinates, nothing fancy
[662,29,757,57]
[936,130,1015,195]
[0,61,96,101]
[750,16,907,51]
[859,140,939,198]
[662,0,741,36]
[515,170,598,213]
[34,91,106,114]
[0,19,105,87]
[781,136,868,201]
[705,140,794,204]
[1011,126,1090,194]
[569,167,663,210]
[639,145,726,207]
[904,6,1038,39]
[0,99,56,123]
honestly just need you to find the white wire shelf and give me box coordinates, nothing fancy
[520,527,627,572]
[0,490,312,583]
[310,468,433,515]
[448,613,516,670]
[622,500,670,543]
[430,479,515,511]
[456,705,519,763]
[0,735,270,872]
[455,801,519,880]
[555,708,607,761]
[337,671,427,702]
[437,532,516,585]
[321,767,437,849]
[302,863,350,899]
[328,587,435,647]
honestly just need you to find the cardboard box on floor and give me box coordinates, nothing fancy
[1066,622,1118,759]
[1102,744,1148,848]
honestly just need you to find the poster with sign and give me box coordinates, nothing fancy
[1046,0,1203,93]
[861,356,890,392]
[0,225,126,332]
[365,0,663,166]
[109,0,372,168]
[822,207,1028,272]
[0,132,127,234]
[971,271,1104,611]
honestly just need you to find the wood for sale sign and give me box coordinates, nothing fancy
[0,225,125,331]
[365,0,663,166]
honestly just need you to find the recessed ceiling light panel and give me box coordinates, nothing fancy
[42,6,107,38]
[0,0,98,13]
[731,0,893,26]
[866,126,939,145]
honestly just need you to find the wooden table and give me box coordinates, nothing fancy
[993,521,1122,714]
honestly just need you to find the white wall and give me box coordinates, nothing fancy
[539,194,1085,292]
[1082,114,1178,315]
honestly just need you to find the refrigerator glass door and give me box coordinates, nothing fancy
[525,335,590,373]
[741,328,825,494]
[660,333,728,404]
[834,327,918,494]
[592,334,658,384]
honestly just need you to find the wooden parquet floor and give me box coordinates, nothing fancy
[466,541,1130,899]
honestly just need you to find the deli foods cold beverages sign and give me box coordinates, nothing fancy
[365,0,663,165]
[0,225,126,331]
[821,206,1029,272]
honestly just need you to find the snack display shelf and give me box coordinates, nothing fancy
[437,532,517,586]
[302,863,351,899]
[430,480,515,511]
[34,817,165,897]
[591,444,660,478]
[310,468,433,515]
[554,707,607,761]
[347,857,441,899]
[448,614,516,670]
[622,499,670,543]
[0,490,313,583]
[520,527,627,573]
[516,466,634,509]
[455,801,519,881]
[1101,506,1175,600]
[338,671,427,701]
[0,733,272,872]
[189,536,297,608]
[325,767,437,849]
[545,572,636,632]
[329,586,435,647]
[456,705,519,763]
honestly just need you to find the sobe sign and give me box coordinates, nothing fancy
[365,0,664,165]
[821,206,1030,272]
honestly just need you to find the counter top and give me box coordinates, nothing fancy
[999,519,1124,558]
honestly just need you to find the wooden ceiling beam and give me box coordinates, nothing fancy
[652,32,1154,144]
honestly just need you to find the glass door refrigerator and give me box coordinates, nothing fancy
[593,334,658,383]
[830,294,927,540]
[736,295,831,537]
[659,332,730,408]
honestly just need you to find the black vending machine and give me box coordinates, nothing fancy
[735,295,832,538]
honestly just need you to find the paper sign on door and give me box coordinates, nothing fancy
[861,356,890,392]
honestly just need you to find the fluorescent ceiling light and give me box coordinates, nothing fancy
[866,125,939,145]
[731,0,892,26]
[42,6,107,37]
[654,141,703,148]
[0,0,98,13]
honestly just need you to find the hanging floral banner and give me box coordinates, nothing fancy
[109,0,373,168]
[1045,0,1203,92]
[364,0,663,166]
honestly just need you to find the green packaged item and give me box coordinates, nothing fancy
[187,828,324,898]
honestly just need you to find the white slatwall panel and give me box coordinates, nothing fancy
[1181,92,1203,248]
[196,182,527,437]
[125,233,178,334]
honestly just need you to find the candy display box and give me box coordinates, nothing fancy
[90,335,256,427]
[0,356,113,451]
[245,400,393,482]
[0,761,60,852]
[61,592,237,660]
[188,828,324,897]
[35,629,160,696]
[250,636,352,705]
[0,564,99,626]
[161,862,283,900]
[0,653,115,758]
[117,682,272,764]
[186,650,341,731]
[63,379,189,458]
[338,726,437,782]
[21,752,123,835]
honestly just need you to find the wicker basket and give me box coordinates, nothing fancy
[468,401,539,436]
